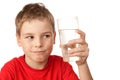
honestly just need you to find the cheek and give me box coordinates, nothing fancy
[21,42,31,52]
[44,40,54,49]
[46,44,53,54]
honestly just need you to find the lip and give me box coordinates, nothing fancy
[32,51,45,54]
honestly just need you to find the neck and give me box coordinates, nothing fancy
[25,56,48,70]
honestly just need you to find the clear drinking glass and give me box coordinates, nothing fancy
[57,16,80,62]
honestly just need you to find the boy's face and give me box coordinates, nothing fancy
[17,19,56,63]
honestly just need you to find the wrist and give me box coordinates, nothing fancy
[77,62,93,80]
[76,60,87,66]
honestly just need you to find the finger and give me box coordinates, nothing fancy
[68,47,89,57]
[68,45,88,53]
[67,38,87,47]
[76,29,86,40]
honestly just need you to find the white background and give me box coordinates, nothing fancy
[0,0,120,80]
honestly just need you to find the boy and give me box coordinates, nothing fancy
[0,3,93,80]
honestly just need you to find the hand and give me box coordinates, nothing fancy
[66,29,89,65]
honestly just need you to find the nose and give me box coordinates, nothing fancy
[34,38,42,48]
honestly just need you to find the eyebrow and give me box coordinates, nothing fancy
[22,33,34,36]
[22,31,52,36]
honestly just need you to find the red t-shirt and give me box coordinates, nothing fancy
[0,55,79,80]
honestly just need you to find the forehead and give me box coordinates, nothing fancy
[21,19,53,34]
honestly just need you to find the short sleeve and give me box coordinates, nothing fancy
[0,59,16,80]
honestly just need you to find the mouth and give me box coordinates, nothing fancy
[32,50,45,54]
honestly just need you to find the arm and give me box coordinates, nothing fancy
[77,62,93,80]
[67,29,93,80]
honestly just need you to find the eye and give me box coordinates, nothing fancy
[43,34,51,38]
[26,36,34,39]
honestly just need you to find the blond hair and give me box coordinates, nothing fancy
[15,3,55,36]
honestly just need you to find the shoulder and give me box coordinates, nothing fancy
[1,55,24,71]
[49,55,79,79]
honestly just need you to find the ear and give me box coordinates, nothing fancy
[16,34,22,47]
[53,32,56,44]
